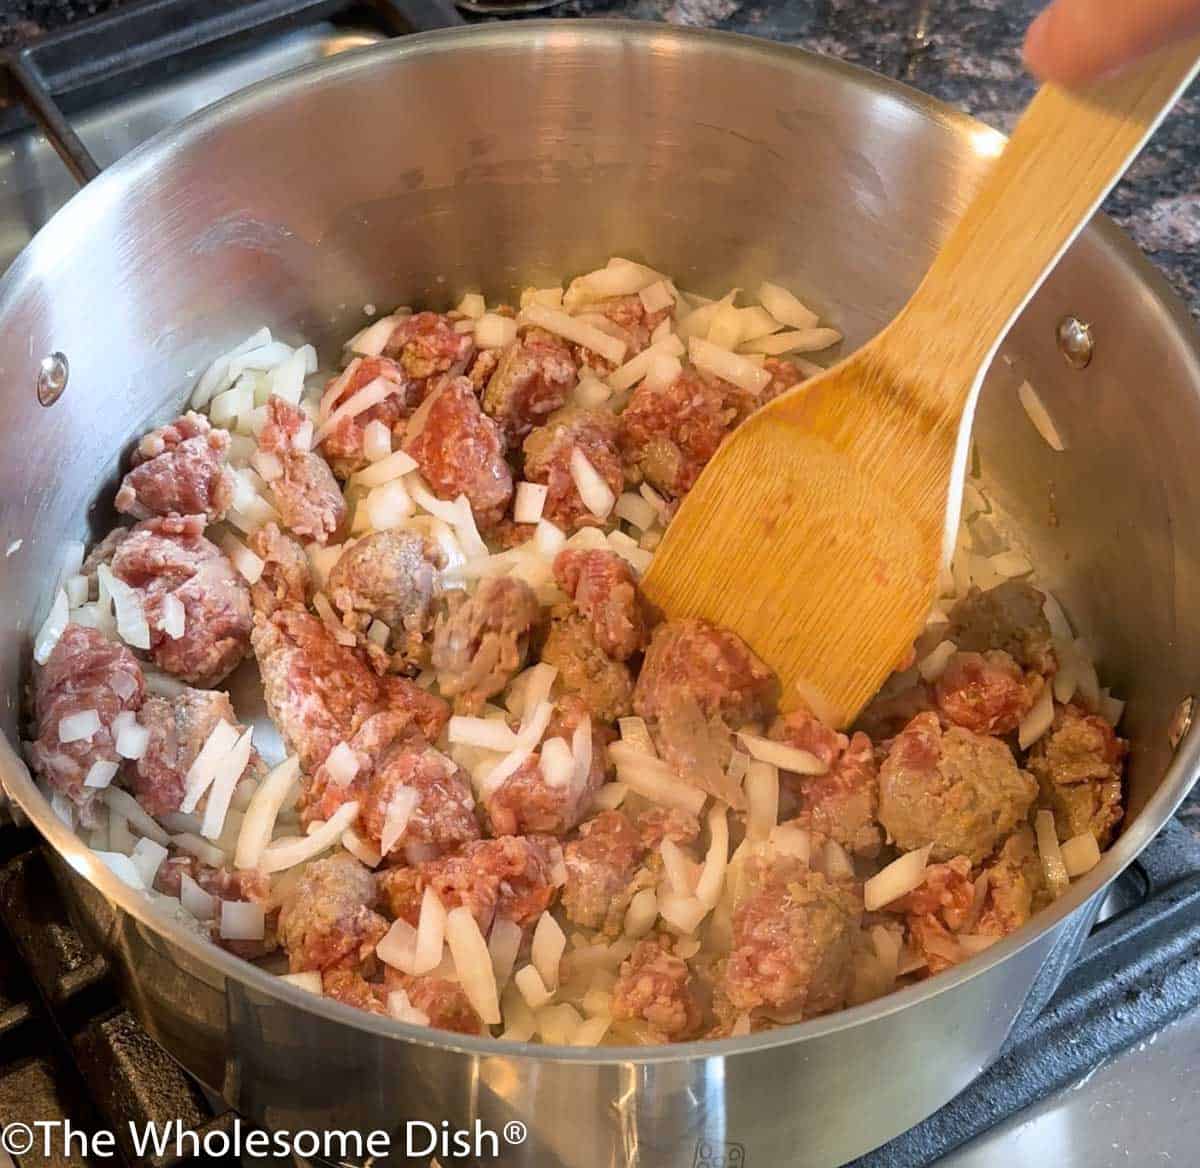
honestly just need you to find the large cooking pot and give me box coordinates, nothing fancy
[2,21,1199,1167]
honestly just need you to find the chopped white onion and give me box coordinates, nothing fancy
[736,732,828,776]
[479,700,554,796]
[638,280,675,315]
[114,714,150,761]
[695,803,730,907]
[179,872,216,920]
[591,782,628,811]
[514,964,554,1010]
[642,353,682,393]
[1061,831,1102,878]
[217,532,264,585]
[744,760,780,842]
[617,717,656,756]
[823,839,856,881]
[181,720,240,814]
[531,911,566,991]
[447,716,518,753]
[520,304,626,366]
[1035,809,1070,897]
[514,481,549,525]
[865,845,933,911]
[446,905,502,1025]
[614,492,658,531]
[95,564,150,650]
[624,888,659,938]
[59,708,101,743]
[688,337,772,394]
[341,828,382,869]
[260,801,360,874]
[990,550,1033,579]
[658,892,708,935]
[387,988,430,1026]
[456,292,486,320]
[474,313,518,350]
[489,917,523,990]
[413,887,448,976]
[220,900,265,942]
[346,315,403,358]
[130,837,168,888]
[95,850,145,890]
[571,715,592,792]
[377,918,418,973]
[1018,682,1055,750]
[192,327,272,409]
[169,832,226,868]
[738,327,841,356]
[608,742,707,815]
[918,639,958,682]
[233,755,300,870]
[361,419,393,463]
[280,971,323,994]
[660,838,700,897]
[757,281,819,330]
[156,593,186,641]
[606,336,685,392]
[312,592,356,647]
[569,449,615,519]
[84,759,120,789]
[1018,380,1066,452]
[65,574,90,608]
[380,786,421,857]
[33,589,70,665]
[201,727,254,842]
[355,449,418,489]
[314,376,395,446]
[534,520,566,559]
[539,737,574,789]
[771,823,812,862]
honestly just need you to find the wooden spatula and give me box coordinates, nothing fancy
[641,41,1200,729]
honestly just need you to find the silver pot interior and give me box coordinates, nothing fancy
[1,16,1198,1080]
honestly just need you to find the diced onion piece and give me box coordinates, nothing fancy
[990,550,1033,579]
[324,742,360,788]
[413,888,448,976]
[695,803,730,907]
[446,905,501,1025]
[744,760,780,842]
[823,839,855,881]
[572,1015,612,1046]
[59,709,101,743]
[364,479,416,531]
[614,492,658,531]
[95,850,145,889]
[638,280,675,314]
[574,375,612,408]
[771,823,812,862]
[918,639,958,682]
[592,782,628,811]
[531,911,566,990]
[341,828,382,868]
[475,313,518,350]
[84,759,120,790]
[130,837,168,888]
[1018,380,1066,452]
[608,742,707,815]
[660,838,700,896]
[540,736,574,789]
[34,589,70,665]
[156,593,186,641]
[757,281,819,330]
[571,716,592,792]
[657,892,708,935]
[449,716,518,752]
[606,336,685,392]
[864,844,933,911]
[355,449,418,490]
[489,917,523,989]
[521,304,626,366]
[179,872,216,920]
[201,727,254,842]
[280,971,323,994]
[346,315,402,358]
[170,832,226,868]
[260,802,360,874]
[380,786,421,856]
[623,888,659,938]
[480,701,554,795]
[377,918,418,973]
[192,327,272,409]
[387,988,430,1026]
[569,449,616,520]
[456,292,486,320]
[736,732,828,776]
[617,716,656,756]
[1099,688,1125,727]
[726,750,750,786]
[313,376,395,446]
[1042,591,1073,641]
[96,564,150,650]
[217,532,264,585]
[312,593,356,647]
[1036,809,1070,898]
[65,574,90,608]
[955,934,999,956]
[534,1002,582,1045]
[514,963,554,1010]
[739,327,841,356]
[181,720,240,813]
[689,337,772,395]
[362,419,392,463]
[365,619,390,648]
[1018,682,1056,750]
[513,481,548,525]
[234,755,301,870]
[736,305,782,343]
[220,901,265,942]
[114,714,150,761]
[1061,832,1102,878]
[268,348,308,405]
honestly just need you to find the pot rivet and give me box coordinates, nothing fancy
[1056,316,1093,369]
[1168,696,1193,750]
[36,352,69,406]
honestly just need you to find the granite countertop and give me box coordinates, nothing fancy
[540,0,1200,318]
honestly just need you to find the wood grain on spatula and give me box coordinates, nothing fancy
[642,41,1200,728]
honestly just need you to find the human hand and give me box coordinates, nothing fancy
[1024,0,1200,83]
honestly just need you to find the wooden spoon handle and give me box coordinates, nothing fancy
[898,38,1200,395]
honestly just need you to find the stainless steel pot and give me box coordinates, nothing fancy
[2,21,1199,1167]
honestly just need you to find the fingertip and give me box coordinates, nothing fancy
[1021,8,1055,79]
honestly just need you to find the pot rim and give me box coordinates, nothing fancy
[3,18,1199,1067]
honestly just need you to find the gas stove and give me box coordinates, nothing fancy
[0,5,1198,1166]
